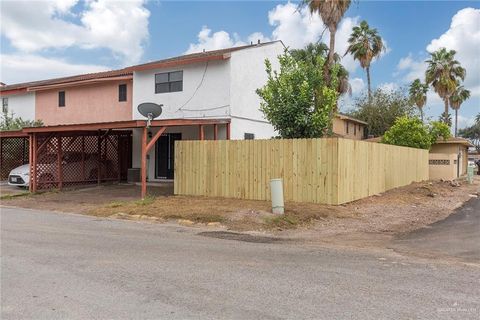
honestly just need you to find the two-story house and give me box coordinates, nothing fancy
[1,41,368,196]
[0,42,283,194]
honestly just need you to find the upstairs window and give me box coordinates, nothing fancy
[58,91,65,107]
[2,97,8,113]
[119,84,127,102]
[345,121,349,134]
[155,71,183,94]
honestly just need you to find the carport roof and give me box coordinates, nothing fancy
[17,118,230,133]
[0,130,28,138]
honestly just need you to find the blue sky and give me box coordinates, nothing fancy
[1,0,479,127]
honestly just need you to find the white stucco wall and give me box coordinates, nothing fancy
[229,117,276,140]
[132,60,231,121]
[227,42,283,139]
[131,42,283,142]
[1,92,35,121]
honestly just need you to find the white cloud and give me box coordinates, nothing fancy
[185,26,256,54]
[350,77,365,95]
[268,2,324,49]
[378,82,399,92]
[0,54,108,84]
[395,53,427,82]
[395,8,480,98]
[457,114,476,129]
[0,0,150,64]
[184,3,378,74]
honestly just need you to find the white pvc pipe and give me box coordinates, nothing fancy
[270,178,284,214]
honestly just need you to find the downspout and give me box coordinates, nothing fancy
[457,145,460,178]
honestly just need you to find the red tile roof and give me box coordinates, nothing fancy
[0,68,132,93]
[0,41,282,93]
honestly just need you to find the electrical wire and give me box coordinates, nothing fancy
[174,61,209,113]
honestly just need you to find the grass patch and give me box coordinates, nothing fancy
[106,201,126,208]
[133,195,156,206]
[0,192,31,201]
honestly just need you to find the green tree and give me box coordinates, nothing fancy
[458,113,480,151]
[429,121,452,144]
[0,108,43,131]
[449,85,470,137]
[256,51,338,138]
[425,48,466,124]
[438,111,452,127]
[302,0,351,72]
[345,20,385,100]
[348,88,415,137]
[408,79,429,122]
[290,43,351,101]
[382,117,451,150]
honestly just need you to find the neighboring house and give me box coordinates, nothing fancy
[429,137,473,180]
[365,136,473,180]
[0,86,35,121]
[332,114,367,140]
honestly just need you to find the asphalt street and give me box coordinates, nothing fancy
[393,197,480,262]
[1,206,479,320]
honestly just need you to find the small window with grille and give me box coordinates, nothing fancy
[118,84,127,102]
[2,97,8,113]
[244,133,255,140]
[58,91,65,107]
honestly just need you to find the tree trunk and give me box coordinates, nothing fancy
[366,67,372,101]
[328,26,336,68]
[443,98,449,125]
[455,108,458,137]
[420,108,424,123]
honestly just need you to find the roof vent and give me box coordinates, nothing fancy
[202,48,205,53]
[257,39,261,44]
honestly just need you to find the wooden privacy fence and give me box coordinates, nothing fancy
[174,138,429,205]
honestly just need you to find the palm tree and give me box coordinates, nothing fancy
[345,20,385,100]
[303,0,351,71]
[290,43,351,97]
[425,48,466,125]
[408,79,429,122]
[449,85,471,137]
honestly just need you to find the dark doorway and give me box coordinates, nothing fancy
[155,133,181,179]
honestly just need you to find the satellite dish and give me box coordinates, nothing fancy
[138,102,163,127]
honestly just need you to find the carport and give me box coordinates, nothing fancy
[12,118,230,198]
[0,130,29,181]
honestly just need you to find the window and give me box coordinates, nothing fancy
[155,71,183,94]
[2,97,7,113]
[345,121,349,134]
[119,84,127,102]
[354,124,357,136]
[58,91,65,107]
[244,133,255,140]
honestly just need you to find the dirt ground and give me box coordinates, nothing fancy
[1,178,479,246]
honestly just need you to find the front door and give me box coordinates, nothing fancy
[155,133,181,179]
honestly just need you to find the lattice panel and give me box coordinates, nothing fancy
[33,131,131,191]
[0,137,29,180]
[35,135,60,190]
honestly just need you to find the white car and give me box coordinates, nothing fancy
[8,152,105,188]
[8,164,30,187]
